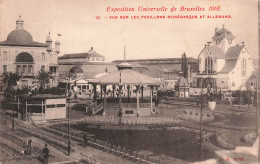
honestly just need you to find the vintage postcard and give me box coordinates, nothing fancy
[0,0,259,163]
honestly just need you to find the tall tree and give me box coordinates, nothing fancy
[36,70,53,89]
[181,52,188,79]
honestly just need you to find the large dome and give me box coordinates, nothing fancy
[7,29,33,45]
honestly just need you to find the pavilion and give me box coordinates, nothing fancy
[89,63,162,117]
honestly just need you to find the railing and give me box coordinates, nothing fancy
[91,103,103,115]
[106,103,153,108]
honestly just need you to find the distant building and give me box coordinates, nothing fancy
[57,47,117,92]
[113,57,199,90]
[0,16,59,90]
[196,26,254,91]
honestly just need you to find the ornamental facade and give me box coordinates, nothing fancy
[0,16,59,90]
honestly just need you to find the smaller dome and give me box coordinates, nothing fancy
[7,29,33,45]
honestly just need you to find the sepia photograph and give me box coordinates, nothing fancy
[0,0,259,163]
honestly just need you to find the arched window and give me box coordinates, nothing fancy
[42,53,45,61]
[204,57,213,74]
[16,52,33,62]
[3,51,7,60]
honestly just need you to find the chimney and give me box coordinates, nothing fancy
[241,42,245,46]
[207,42,211,46]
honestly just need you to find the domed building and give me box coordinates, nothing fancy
[0,16,59,90]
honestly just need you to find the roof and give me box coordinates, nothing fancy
[89,69,162,85]
[0,40,48,47]
[225,45,244,59]
[207,46,225,59]
[218,59,238,73]
[59,51,104,60]
[212,27,235,40]
[22,94,66,100]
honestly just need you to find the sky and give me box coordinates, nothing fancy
[0,0,258,61]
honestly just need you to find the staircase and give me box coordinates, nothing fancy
[89,103,103,115]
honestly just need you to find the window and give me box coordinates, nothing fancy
[91,58,95,61]
[22,65,27,73]
[16,65,22,75]
[3,51,7,60]
[50,67,56,74]
[28,66,33,74]
[242,58,246,76]
[46,105,55,108]
[232,82,235,86]
[82,85,86,92]
[57,104,66,107]
[16,52,33,62]
[125,110,134,114]
[42,53,45,61]
[96,58,101,61]
[3,65,7,73]
[204,57,213,74]
[41,66,45,71]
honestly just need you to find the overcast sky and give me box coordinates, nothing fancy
[0,0,258,61]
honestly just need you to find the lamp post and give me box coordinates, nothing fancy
[13,81,20,130]
[65,77,71,156]
[198,77,213,161]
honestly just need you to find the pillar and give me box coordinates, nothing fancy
[112,85,115,98]
[93,84,97,101]
[119,85,122,115]
[18,98,20,119]
[127,85,130,99]
[100,85,103,99]
[103,85,107,116]
[150,86,153,113]
[155,85,159,114]
[136,85,140,117]
[141,86,144,99]
[25,100,28,122]
[41,100,44,114]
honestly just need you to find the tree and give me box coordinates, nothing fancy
[181,52,188,79]
[36,70,53,90]
[2,72,19,100]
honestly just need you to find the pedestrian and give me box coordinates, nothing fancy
[83,134,88,147]
[43,144,49,164]
[118,108,123,125]
[27,139,32,155]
